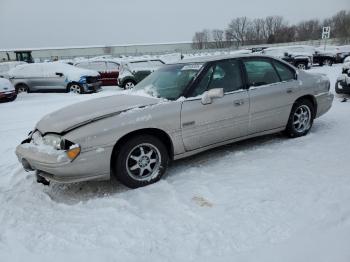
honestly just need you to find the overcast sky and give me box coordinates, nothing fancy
[0,0,349,49]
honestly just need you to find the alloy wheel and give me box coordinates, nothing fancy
[297,64,306,70]
[293,105,311,133]
[70,84,81,94]
[125,82,135,89]
[126,143,161,181]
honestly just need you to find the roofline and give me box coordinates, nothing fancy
[0,41,192,52]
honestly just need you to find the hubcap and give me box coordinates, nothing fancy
[293,105,311,133]
[297,64,306,70]
[125,82,135,89]
[70,84,81,94]
[126,143,161,181]
[18,87,26,93]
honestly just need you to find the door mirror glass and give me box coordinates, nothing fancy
[201,88,224,105]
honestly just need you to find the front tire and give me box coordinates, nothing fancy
[285,99,314,138]
[113,135,169,188]
[15,84,29,94]
[68,83,84,94]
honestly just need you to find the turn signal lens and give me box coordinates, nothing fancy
[66,146,81,160]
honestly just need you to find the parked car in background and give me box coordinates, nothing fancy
[314,47,337,66]
[335,62,350,94]
[8,62,101,94]
[117,59,165,89]
[75,60,120,86]
[0,61,27,78]
[336,45,350,63]
[0,78,17,102]
[15,54,333,188]
[263,47,312,70]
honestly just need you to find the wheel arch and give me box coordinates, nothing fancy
[294,95,317,118]
[110,128,175,173]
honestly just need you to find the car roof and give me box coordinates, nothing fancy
[169,53,267,64]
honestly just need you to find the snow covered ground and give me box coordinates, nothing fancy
[0,65,350,262]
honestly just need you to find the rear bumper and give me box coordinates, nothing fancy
[315,92,334,118]
[15,142,112,183]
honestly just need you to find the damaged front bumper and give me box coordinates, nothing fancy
[15,140,112,183]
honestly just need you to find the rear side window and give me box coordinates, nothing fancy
[89,62,107,72]
[243,59,280,87]
[273,61,295,81]
[106,62,120,71]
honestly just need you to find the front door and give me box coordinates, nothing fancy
[181,59,249,151]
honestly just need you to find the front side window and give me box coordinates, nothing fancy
[273,61,295,82]
[190,59,243,97]
[133,63,203,100]
[243,59,280,87]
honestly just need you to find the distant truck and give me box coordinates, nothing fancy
[0,50,34,63]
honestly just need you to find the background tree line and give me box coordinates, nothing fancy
[192,10,350,49]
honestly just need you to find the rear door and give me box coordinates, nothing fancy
[89,62,107,85]
[105,62,120,86]
[181,59,249,151]
[243,57,299,134]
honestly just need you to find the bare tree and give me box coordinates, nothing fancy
[331,10,350,38]
[212,29,225,48]
[265,16,286,43]
[192,30,210,49]
[226,17,249,45]
[296,19,321,41]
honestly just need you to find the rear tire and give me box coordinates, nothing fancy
[113,135,169,188]
[123,80,136,90]
[285,99,314,138]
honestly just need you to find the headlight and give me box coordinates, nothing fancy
[79,76,87,84]
[43,134,62,149]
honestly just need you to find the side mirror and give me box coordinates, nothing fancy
[55,72,64,77]
[201,88,224,105]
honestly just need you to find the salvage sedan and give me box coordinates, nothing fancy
[16,55,334,188]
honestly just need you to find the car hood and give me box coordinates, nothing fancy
[36,94,160,134]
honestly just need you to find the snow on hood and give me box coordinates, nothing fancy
[8,62,99,82]
[0,78,14,92]
[36,94,160,134]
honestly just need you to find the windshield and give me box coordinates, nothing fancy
[133,63,203,100]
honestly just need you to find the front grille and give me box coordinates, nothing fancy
[86,76,100,84]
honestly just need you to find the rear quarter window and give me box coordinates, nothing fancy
[273,61,295,81]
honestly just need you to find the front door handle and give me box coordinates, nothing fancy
[234,100,244,106]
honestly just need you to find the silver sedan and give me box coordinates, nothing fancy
[16,55,334,188]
